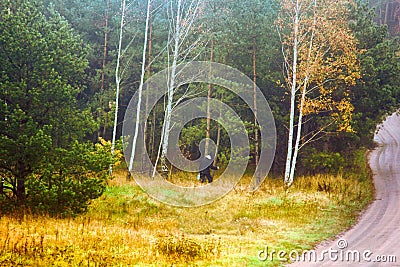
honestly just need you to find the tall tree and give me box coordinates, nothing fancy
[156,0,204,175]
[111,0,127,174]
[214,0,278,166]
[128,0,152,172]
[144,1,154,163]
[277,0,360,187]
[0,1,114,212]
[205,39,214,156]
[100,0,111,137]
[350,1,400,145]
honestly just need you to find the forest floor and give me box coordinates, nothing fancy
[0,158,374,266]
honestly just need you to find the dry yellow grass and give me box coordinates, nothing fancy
[0,168,374,266]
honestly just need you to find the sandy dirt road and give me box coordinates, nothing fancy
[289,113,400,266]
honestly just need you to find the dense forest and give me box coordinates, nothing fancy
[1,0,400,213]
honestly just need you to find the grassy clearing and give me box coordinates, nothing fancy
[0,154,374,266]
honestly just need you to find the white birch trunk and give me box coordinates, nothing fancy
[283,0,300,186]
[128,0,152,171]
[285,0,317,187]
[151,0,202,175]
[110,0,126,175]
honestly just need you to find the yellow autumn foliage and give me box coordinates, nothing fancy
[277,0,361,134]
[96,137,123,168]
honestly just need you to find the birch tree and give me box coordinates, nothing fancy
[156,0,204,175]
[128,0,152,172]
[111,0,141,174]
[112,0,158,176]
[277,0,360,187]
[110,0,126,175]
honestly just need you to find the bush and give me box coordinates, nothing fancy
[0,138,123,216]
[154,234,221,263]
[303,149,346,174]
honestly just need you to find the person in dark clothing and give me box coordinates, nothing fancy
[199,155,218,183]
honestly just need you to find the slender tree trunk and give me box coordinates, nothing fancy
[153,113,167,178]
[101,0,110,137]
[128,0,151,171]
[284,0,299,186]
[143,4,153,173]
[150,107,156,160]
[205,38,214,155]
[101,0,110,95]
[252,35,259,166]
[288,86,306,186]
[214,93,223,166]
[110,0,126,175]
[103,114,108,137]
